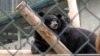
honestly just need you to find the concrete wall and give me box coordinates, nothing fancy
[78,0,100,32]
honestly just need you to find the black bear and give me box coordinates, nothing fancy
[31,12,97,54]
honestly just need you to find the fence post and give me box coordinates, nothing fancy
[16,1,72,54]
[67,0,80,27]
[96,31,100,53]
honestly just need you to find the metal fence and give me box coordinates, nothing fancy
[0,0,100,56]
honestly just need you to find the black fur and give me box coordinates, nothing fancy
[31,12,97,54]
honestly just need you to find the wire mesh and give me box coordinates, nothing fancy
[0,0,100,56]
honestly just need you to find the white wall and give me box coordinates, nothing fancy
[78,0,100,32]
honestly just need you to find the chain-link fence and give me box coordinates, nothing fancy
[0,0,100,56]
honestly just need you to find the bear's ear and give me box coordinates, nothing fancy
[38,12,44,17]
[56,14,62,19]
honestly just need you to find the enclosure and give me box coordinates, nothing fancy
[0,0,100,56]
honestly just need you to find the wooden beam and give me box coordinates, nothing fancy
[96,31,100,53]
[16,1,71,54]
[0,50,32,56]
[0,50,99,56]
[67,0,80,28]
[0,50,55,56]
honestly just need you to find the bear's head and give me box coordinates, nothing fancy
[38,12,70,32]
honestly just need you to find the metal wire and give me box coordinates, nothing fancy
[0,0,99,55]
